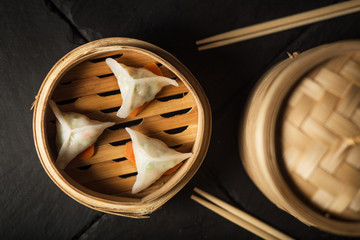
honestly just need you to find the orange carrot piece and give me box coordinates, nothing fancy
[124,140,183,175]
[125,141,136,165]
[164,162,183,175]
[129,101,151,117]
[76,144,95,160]
[128,63,163,117]
[143,62,163,76]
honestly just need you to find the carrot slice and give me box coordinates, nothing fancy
[76,144,95,160]
[129,101,151,117]
[124,140,183,175]
[128,63,163,117]
[164,162,183,175]
[143,62,163,76]
[125,141,136,165]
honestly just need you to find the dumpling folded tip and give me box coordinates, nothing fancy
[55,157,67,170]
[125,127,136,138]
[48,99,56,107]
[105,57,114,64]
[131,187,140,194]
[116,109,128,119]
[106,59,180,119]
[171,80,179,87]
[104,121,116,128]
[48,100,59,114]
[50,101,116,170]
[126,127,193,194]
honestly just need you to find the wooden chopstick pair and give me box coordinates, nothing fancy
[196,0,360,50]
[191,188,294,240]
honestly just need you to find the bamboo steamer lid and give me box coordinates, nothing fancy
[240,40,360,235]
[33,38,211,218]
[282,50,360,221]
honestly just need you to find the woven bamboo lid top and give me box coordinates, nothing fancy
[281,51,360,221]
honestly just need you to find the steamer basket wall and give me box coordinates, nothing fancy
[240,41,360,236]
[33,38,211,218]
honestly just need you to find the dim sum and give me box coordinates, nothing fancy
[49,100,115,169]
[125,127,192,194]
[105,58,178,118]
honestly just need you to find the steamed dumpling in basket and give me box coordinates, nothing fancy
[105,58,178,118]
[49,100,115,169]
[125,127,193,194]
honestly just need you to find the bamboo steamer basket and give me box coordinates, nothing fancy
[33,38,211,218]
[240,40,360,235]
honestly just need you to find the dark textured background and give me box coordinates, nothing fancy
[1,0,360,239]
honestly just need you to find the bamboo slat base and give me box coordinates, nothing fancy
[33,38,212,217]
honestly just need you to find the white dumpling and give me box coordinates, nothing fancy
[105,58,178,118]
[125,127,193,194]
[49,100,115,169]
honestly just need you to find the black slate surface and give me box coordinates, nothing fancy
[1,0,360,239]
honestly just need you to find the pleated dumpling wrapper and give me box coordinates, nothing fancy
[105,58,178,118]
[49,100,115,169]
[125,127,193,194]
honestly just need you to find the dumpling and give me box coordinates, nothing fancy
[49,100,115,169]
[125,127,193,194]
[105,58,178,118]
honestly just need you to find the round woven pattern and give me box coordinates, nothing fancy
[282,51,360,221]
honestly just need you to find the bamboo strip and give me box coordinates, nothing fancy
[191,195,278,240]
[309,92,338,123]
[325,112,359,137]
[60,50,154,82]
[85,172,174,197]
[192,188,293,240]
[336,84,360,117]
[197,1,360,50]
[96,117,198,146]
[67,136,195,168]
[54,68,177,101]
[54,81,188,114]
[53,75,119,101]
[67,160,136,184]
[314,68,351,97]
[82,92,195,123]
[68,127,197,168]
[66,143,194,185]
[298,78,325,101]
[341,60,360,86]
[328,186,358,214]
[300,117,338,145]
[346,145,360,168]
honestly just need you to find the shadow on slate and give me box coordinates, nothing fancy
[48,0,332,113]
[1,0,360,239]
[0,0,102,239]
[38,0,360,239]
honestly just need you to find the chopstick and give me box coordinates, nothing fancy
[191,188,294,240]
[196,0,360,50]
